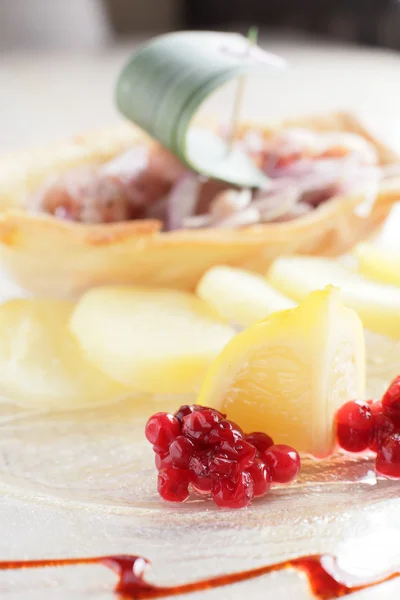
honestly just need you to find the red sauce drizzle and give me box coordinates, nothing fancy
[0,553,398,599]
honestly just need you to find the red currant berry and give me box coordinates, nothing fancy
[245,459,272,497]
[182,409,222,441]
[336,400,373,452]
[155,452,172,471]
[211,472,254,509]
[220,439,256,471]
[189,450,212,479]
[366,399,382,415]
[376,433,400,478]
[382,377,400,426]
[208,451,238,478]
[245,432,274,454]
[206,420,243,445]
[262,444,300,483]
[190,472,213,494]
[174,405,195,423]
[169,436,195,469]
[369,413,396,454]
[145,412,180,452]
[157,467,190,502]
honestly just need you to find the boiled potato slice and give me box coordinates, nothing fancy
[0,299,127,409]
[356,243,400,286]
[269,256,400,339]
[70,287,235,394]
[197,266,295,327]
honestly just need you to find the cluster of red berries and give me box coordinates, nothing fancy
[145,404,300,509]
[336,376,400,478]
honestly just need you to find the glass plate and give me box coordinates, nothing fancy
[1,394,400,600]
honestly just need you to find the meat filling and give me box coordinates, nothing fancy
[29,128,390,229]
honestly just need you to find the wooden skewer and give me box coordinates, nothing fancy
[227,27,259,152]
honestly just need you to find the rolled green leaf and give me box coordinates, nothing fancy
[116,31,286,188]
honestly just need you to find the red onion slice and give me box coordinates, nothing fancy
[214,206,260,228]
[166,174,201,231]
[252,185,301,221]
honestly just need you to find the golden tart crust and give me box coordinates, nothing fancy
[0,112,399,297]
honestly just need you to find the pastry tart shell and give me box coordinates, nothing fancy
[0,112,399,297]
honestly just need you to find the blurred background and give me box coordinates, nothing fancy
[2,0,400,152]
[2,0,400,51]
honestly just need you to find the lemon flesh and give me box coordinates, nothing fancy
[197,287,365,458]
[0,299,127,409]
[197,266,295,327]
[269,256,400,339]
[70,286,235,394]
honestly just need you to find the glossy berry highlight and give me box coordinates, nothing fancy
[146,404,300,508]
[262,444,301,484]
[245,432,274,454]
[336,377,400,481]
[382,376,400,427]
[157,467,190,503]
[211,471,254,509]
[145,412,181,453]
[376,433,400,479]
[336,400,372,452]
[246,459,272,497]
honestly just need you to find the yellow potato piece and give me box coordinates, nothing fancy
[197,287,365,457]
[269,256,400,339]
[197,266,295,327]
[0,299,127,409]
[356,242,400,286]
[70,287,235,394]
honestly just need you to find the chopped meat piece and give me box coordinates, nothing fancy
[30,145,186,224]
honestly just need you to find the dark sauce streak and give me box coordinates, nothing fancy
[0,553,398,599]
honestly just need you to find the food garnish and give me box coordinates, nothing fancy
[196,286,365,458]
[336,376,400,479]
[116,31,283,188]
[145,404,300,508]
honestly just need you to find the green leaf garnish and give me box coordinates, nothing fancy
[116,31,286,188]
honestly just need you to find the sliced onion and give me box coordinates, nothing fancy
[273,202,313,222]
[252,185,301,221]
[341,165,380,218]
[210,189,252,221]
[145,196,168,220]
[182,214,213,229]
[264,128,319,158]
[166,173,201,231]
[214,206,260,229]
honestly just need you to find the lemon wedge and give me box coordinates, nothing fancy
[70,286,235,394]
[269,256,400,339]
[197,266,295,327]
[0,299,127,409]
[197,287,365,457]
